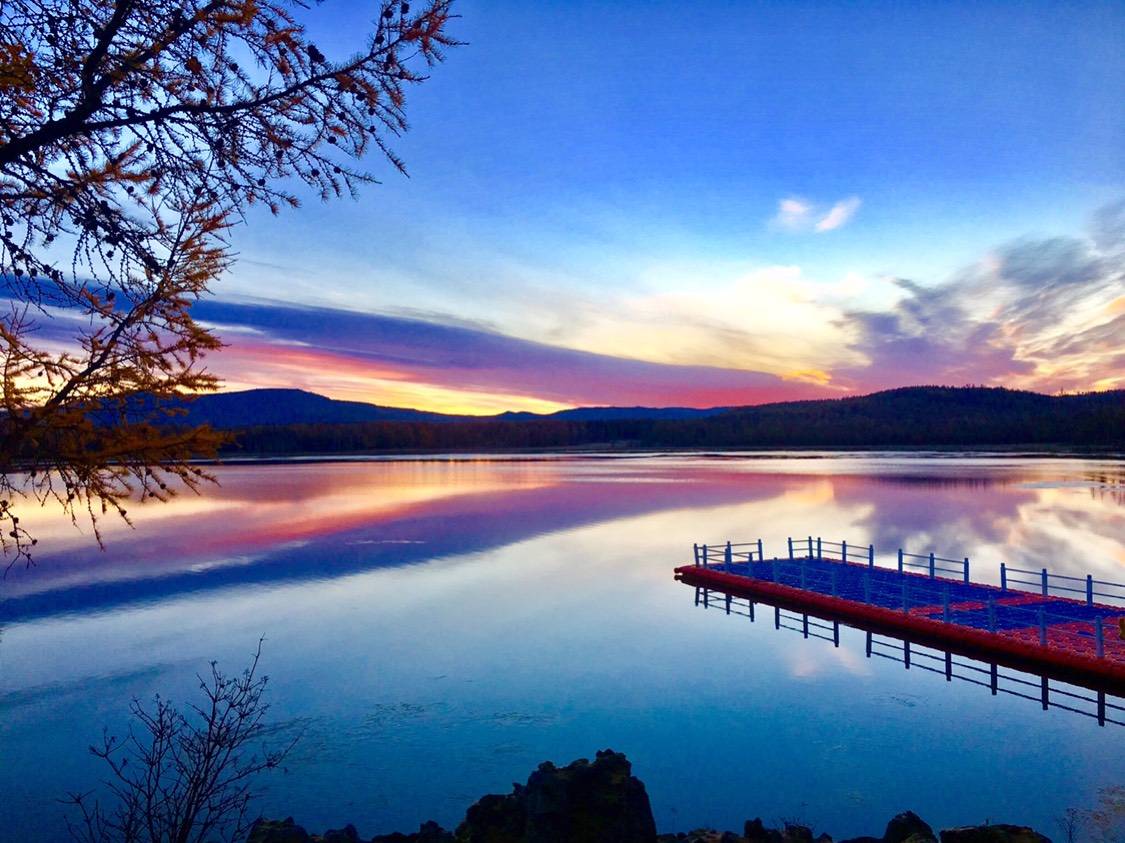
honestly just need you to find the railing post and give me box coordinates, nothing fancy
[898,548,904,573]
[774,606,780,629]
[841,539,847,562]
[702,544,708,568]
[1096,617,1105,659]
[833,621,839,648]
[1000,562,1007,592]
[817,536,822,559]
[1038,608,1047,646]
[802,613,809,638]
[807,535,813,559]
[693,543,700,566]
[772,556,779,582]
[1087,575,1094,607]
[869,544,875,567]
[964,557,970,584]
[724,541,732,572]
[929,552,936,578]
[787,537,793,560]
[902,581,908,614]
[1041,567,1049,597]
[757,539,764,564]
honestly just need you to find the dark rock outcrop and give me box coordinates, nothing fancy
[884,812,936,843]
[248,818,312,843]
[372,821,456,842]
[783,825,815,843]
[456,748,657,843]
[939,825,1051,843]
[244,755,1055,843]
[744,818,784,843]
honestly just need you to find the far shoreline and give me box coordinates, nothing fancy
[197,443,1125,466]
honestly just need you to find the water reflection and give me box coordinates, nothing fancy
[4,454,1124,623]
[690,586,1125,725]
[2,454,1125,841]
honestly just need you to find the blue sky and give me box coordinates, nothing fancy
[201,0,1124,412]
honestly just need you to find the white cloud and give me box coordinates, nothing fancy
[771,195,862,233]
[815,196,862,231]
[773,197,814,230]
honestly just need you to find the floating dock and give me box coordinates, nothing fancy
[674,537,1125,691]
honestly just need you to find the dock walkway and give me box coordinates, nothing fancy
[674,537,1125,688]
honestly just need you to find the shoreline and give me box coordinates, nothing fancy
[197,444,1125,466]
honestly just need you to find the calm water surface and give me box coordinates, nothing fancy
[2,453,1124,841]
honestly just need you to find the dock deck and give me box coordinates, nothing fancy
[674,537,1125,690]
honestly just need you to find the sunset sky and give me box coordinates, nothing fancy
[203,1,1123,414]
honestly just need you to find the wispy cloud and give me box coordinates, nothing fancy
[815,196,862,231]
[837,200,1125,393]
[772,195,862,233]
[773,197,815,231]
[193,299,834,412]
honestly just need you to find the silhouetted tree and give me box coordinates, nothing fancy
[0,0,459,564]
[65,639,296,843]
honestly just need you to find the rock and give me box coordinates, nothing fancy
[784,825,814,843]
[455,749,657,843]
[939,825,1051,843]
[320,825,360,843]
[884,813,935,843]
[372,820,454,842]
[745,818,784,843]
[247,818,312,843]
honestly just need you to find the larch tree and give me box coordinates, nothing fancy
[0,0,459,566]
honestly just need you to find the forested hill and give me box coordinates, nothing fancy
[220,386,1125,454]
[169,388,726,427]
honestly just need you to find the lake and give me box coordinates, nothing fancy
[2,453,1124,841]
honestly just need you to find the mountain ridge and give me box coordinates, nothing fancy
[162,385,1125,452]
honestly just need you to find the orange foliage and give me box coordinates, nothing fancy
[0,0,460,566]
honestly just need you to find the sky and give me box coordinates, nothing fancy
[203,0,1124,413]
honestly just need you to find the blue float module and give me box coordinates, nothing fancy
[674,537,1125,689]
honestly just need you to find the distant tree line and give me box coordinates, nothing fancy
[222,387,1125,454]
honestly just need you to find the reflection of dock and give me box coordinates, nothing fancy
[674,536,1125,692]
[689,586,1125,727]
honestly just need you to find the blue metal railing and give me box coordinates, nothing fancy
[1000,564,1125,608]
